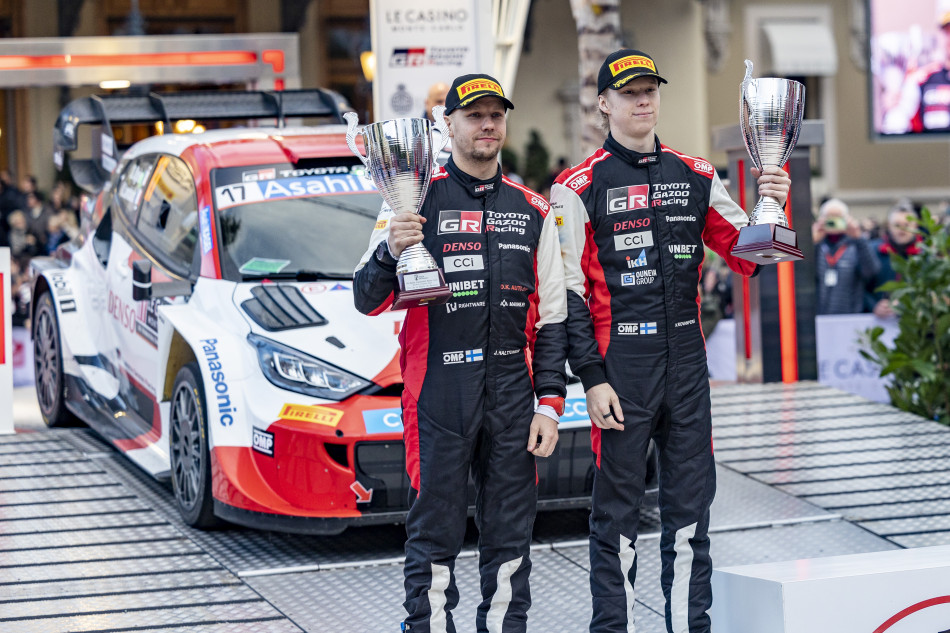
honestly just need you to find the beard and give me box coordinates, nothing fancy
[469,144,500,163]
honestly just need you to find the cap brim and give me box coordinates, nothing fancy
[446,93,514,114]
[610,72,668,90]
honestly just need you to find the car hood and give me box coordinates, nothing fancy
[232,280,404,386]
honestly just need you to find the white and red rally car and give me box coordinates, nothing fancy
[31,90,639,534]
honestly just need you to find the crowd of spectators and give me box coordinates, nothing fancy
[0,171,81,326]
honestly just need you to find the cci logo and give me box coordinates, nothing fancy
[443,254,484,273]
[560,398,591,423]
[614,230,655,251]
[362,408,404,434]
[439,210,483,234]
[607,185,649,214]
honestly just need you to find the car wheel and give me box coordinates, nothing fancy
[169,362,221,529]
[32,291,78,427]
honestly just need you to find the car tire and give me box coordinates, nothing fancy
[32,291,78,428]
[169,362,221,529]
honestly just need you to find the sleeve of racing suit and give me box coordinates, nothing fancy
[531,211,568,398]
[703,171,759,278]
[551,181,608,391]
[353,203,399,316]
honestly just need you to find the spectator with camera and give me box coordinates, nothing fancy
[867,200,922,318]
[814,198,880,314]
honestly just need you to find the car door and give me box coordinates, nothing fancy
[113,154,200,444]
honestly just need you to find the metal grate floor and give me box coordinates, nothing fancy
[2,381,947,631]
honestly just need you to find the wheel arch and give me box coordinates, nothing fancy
[162,329,198,403]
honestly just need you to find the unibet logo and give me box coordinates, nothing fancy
[668,244,697,259]
[614,231,655,251]
[607,185,649,214]
[439,210,483,234]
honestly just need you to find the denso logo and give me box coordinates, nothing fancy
[567,174,589,190]
[443,241,482,252]
[693,160,714,175]
[439,210,483,234]
[607,185,649,214]
[614,218,651,232]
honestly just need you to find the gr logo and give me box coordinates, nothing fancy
[439,210,483,234]
[614,230,655,251]
[607,185,649,214]
[443,254,484,273]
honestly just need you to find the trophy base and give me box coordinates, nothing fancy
[393,268,452,310]
[731,223,804,265]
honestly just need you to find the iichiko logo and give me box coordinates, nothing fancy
[609,55,656,76]
[457,78,504,99]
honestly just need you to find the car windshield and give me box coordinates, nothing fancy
[211,160,382,281]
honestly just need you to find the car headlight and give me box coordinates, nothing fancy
[248,334,370,401]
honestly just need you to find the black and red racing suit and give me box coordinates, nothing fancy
[552,134,756,633]
[354,157,567,633]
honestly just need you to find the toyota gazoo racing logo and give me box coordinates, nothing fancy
[607,185,649,214]
[439,210,483,234]
[487,210,529,235]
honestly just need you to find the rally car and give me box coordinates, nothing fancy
[32,89,652,534]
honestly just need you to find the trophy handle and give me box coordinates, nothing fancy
[430,105,450,165]
[343,112,369,168]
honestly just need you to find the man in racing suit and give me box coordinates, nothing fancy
[552,50,790,633]
[354,73,568,633]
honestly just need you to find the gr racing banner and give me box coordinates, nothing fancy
[370,0,493,121]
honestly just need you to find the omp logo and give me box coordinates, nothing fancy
[531,195,550,212]
[567,173,589,190]
[457,78,504,98]
[443,348,484,364]
[200,338,234,427]
[618,322,657,335]
[252,427,274,457]
[439,210,483,234]
[443,254,484,273]
[693,160,714,175]
[443,241,482,252]
[607,185,649,214]
[614,231,654,251]
[609,55,656,76]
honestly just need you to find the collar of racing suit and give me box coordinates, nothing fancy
[604,133,661,167]
[444,155,502,199]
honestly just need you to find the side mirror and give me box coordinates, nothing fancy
[132,259,152,301]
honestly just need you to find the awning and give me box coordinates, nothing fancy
[761,20,838,77]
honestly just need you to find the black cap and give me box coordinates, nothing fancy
[597,49,668,94]
[444,73,514,115]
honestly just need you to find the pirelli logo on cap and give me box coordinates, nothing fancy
[279,403,343,427]
[610,55,657,76]
[457,78,505,99]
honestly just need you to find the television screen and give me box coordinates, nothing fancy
[869,0,950,138]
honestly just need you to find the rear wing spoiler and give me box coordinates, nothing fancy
[54,88,353,193]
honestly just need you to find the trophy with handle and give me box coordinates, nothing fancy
[345,107,453,309]
[731,60,805,264]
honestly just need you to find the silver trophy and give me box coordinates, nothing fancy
[345,107,452,309]
[731,60,805,264]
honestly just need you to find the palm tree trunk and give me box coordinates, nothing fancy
[569,0,623,157]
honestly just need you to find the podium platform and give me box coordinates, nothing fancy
[2,382,949,632]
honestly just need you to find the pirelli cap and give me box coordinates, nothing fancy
[444,73,514,115]
[598,49,668,94]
